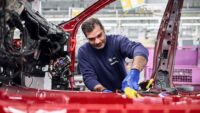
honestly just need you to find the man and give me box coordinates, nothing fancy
[78,18,148,92]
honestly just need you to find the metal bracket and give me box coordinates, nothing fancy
[152,0,184,89]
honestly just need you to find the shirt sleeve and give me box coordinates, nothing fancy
[78,47,100,90]
[118,35,149,60]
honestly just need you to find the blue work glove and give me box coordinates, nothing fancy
[102,89,112,93]
[122,69,140,91]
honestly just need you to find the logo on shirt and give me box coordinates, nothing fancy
[108,57,118,65]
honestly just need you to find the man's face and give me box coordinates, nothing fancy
[85,24,106,49]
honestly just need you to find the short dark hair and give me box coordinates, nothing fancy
[81,18,104,37]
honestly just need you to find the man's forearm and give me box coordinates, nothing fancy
[132,56,147,71]
[93,84,106,92]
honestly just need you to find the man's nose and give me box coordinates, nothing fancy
[95,38,100,44]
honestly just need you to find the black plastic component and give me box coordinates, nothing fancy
[155,70,170,89]
[139,80,153,91]
[163,50,168,59]
[51,76,68,90]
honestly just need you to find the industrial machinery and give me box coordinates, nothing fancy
[0,0,116,90]
[0,0,70,89]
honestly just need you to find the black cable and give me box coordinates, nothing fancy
[150,55,163,80]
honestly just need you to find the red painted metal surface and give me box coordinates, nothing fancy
[0,85,200,113]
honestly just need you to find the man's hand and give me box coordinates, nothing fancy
[93,84,112,92]
[93,84,106,92]
[122,69,140,91]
